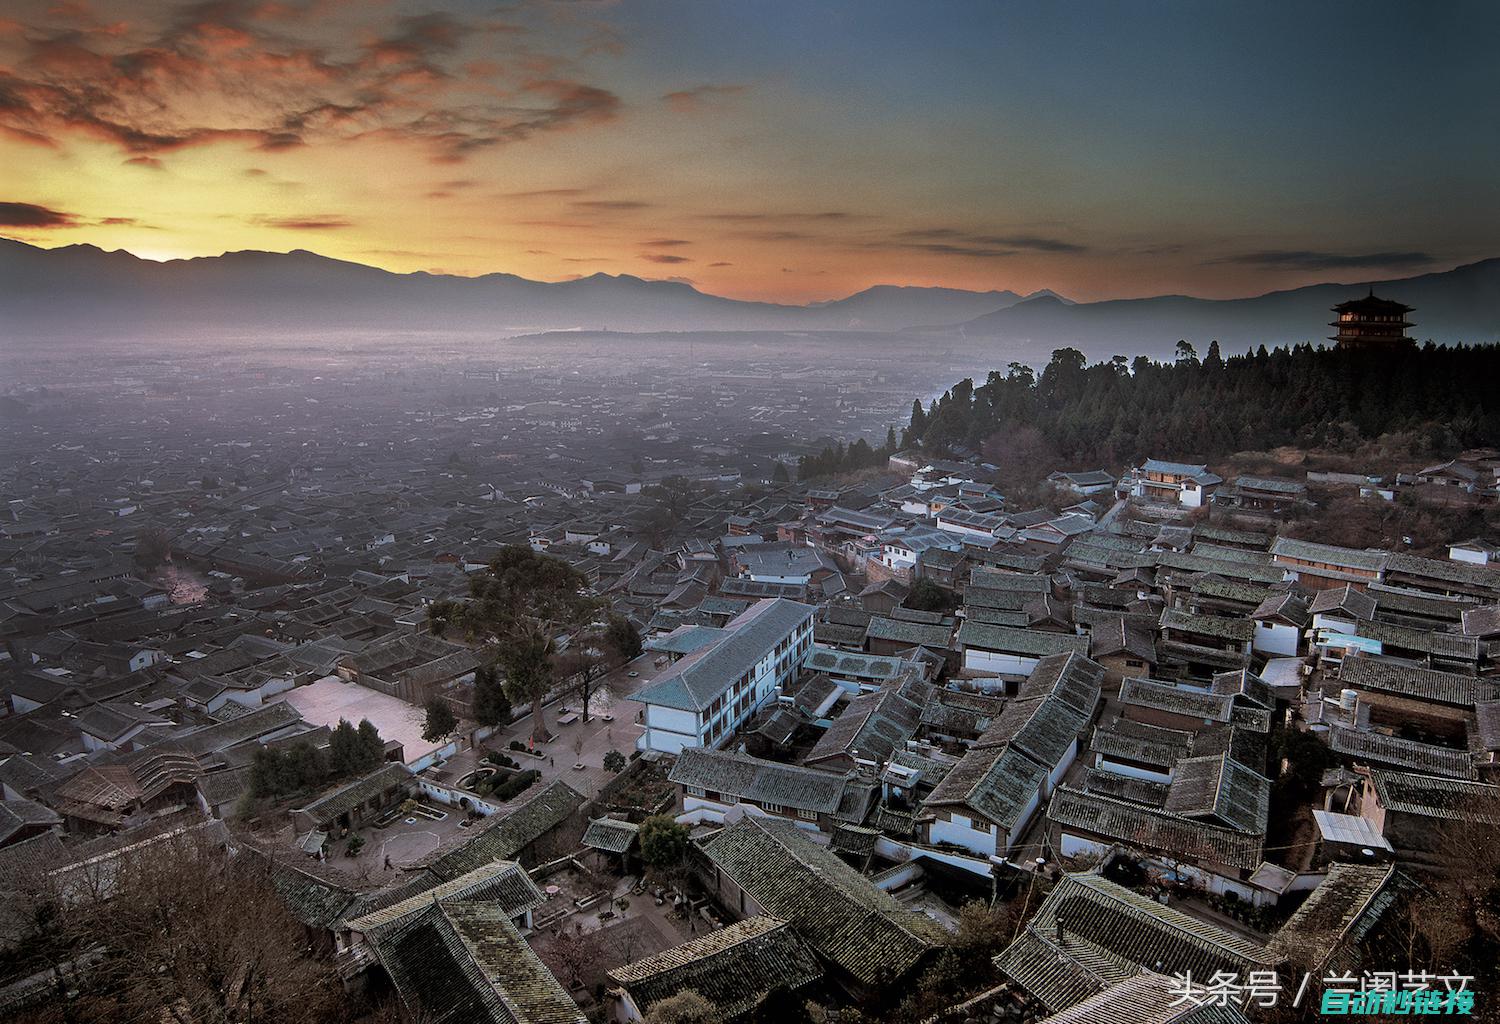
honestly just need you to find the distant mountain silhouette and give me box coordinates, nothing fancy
[934,258,1500,360]
[1,238,1494,357]
[0,239,1047,340]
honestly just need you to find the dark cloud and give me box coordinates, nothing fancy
[503,187,587,199]
[252,214,352,230]
[0,5,622,163]
[893,228,1087,255]
[644,238,691,247]
[702,210,853,222]
[571,200,650,210]
[1211,250,1436,271]
[729,229,811,242]
[0,200,77,227]
[661,83,746,112]
[641,253,690,264]
[708,261,732,267]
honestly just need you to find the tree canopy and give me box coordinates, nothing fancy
[902,343,1500,472]
[425,545,597,742]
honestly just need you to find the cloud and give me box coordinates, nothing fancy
[252,214,352,230]
[702,210,854,222]
[0,200,77,227]
[570,200,649,210]
[890,228,1088,256]
[643,238,691,247]
[708,261,732,267]
[641,253,690,264]
[661,83,746,112]
[0,4,623,163]
[502,187,587,199]
[1210,250,1436,271]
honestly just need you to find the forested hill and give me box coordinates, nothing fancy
[903,342,1500,468]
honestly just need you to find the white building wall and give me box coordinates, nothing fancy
[1253,621,1300,656]
[930,812,997,858]
[963,648,1037,675]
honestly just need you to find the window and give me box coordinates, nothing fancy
[797,808,816,821]
[687,785,706,798]
[761,802,785,814]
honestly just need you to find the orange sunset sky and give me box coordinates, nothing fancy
[2,0,1497,304]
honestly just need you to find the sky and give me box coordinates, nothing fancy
[2,0,1497,304]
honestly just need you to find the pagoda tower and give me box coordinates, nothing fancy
[1329,290,1415,351]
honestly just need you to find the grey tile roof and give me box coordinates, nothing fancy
[1046,787,1264,869]
[1368,769,1500,822]
[293,762,413,826]
[1272,537,1390,573]
[997,872,1273,1013]
[606,916,823,1023]
[1268,863,1411,975]
[1337,656,1493,707]
[669,748,851,816]
[1119,678,1234,723]
[1162,754,1270,834]
[956,622,1090,658]
[425,780,586,880]
[696,815,945,987]
[346,859,544,936]
[580,816,639,854]
[924,741,1048,830]
[1327,727,1477,780]
[368,899,584,1024]
[635,598,814,712]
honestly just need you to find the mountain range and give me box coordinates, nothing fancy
[2,238,1496,360]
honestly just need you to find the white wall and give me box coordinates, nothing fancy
[1095,754,1173,784]
[1253,621,1300,656]
[963,648,1037,675]
[931,811,997,858]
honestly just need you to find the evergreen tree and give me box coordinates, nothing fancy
[421,698,457,743]
[471,663,513,729]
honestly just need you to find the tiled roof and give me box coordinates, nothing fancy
[425,780,585,880]
[1046,787,1263,869]
[1119,678,1234,723]
[696,815,944,986]
[1162,754,1270,834]
[956,622,1090,658]
[635,598,814,712]
[864,615,952,649]
[369,899,585,1024]
[293,762,413,826]
[581,816,639,854]
[347,859,543,935]
[1159,609,1254,643]
[1268,863,1412,975]
[1272,538,1389,573]
[1368,769,1500,823]
[606,916,823,1022]
[974,695,1089,771]
[997,872,1273,1013]
[669,748,851,816]
[924,741,1048,830]
[1337,656,1490,707]
[1327,726,1477,780]
[1028,971,1253,1024]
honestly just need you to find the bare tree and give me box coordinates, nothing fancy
[15,832,346,1024]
